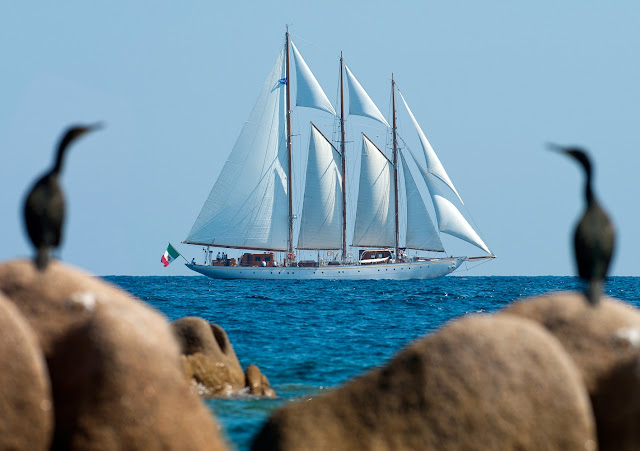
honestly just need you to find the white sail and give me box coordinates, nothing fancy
[352,134,395,248]
[399,152,444,252]
[290,41,336,116]
[185,48,289,251]
[407,148,490,254]
[399,91,462,203]
[344,65,390,127]
[297,124,343,250]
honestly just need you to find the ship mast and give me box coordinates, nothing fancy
[391,74,400,259]
[285,26,294,258]
[340,52,347,262]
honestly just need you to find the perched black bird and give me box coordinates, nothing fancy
[549,144,615,305]
[24,124,102,270]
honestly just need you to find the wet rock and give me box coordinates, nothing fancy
[246,364,276,398]
[0,291,53,450]
[172,317,245,390]
[504,292,640,450]
[0,260,226,450]
[172,317,277,398]
[252,314,596,451]
[182,353,234,397]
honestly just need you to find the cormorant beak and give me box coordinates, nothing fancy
[71,123,104,139]
[87,122,105,133]
[546,143,591,173]
[546,142,567,154]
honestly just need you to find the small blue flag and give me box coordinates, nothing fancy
[278,78,287,85]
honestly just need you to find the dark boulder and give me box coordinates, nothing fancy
[0,260,226,450]
[252,314,596,451]
[504,292,640,450]
[0,291,53,450]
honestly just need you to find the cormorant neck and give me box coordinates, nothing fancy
[584,165,594,205]
[52,132,75,174]
[585,180,594,205]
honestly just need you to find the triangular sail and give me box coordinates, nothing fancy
[185,48,289,251]
[290,41,336,116]
[352,134,395,248]
[399,91,462,202]
[399,151,444,252]
[344,65,390,127]
[297,124,343,250]
[407,148,491,254]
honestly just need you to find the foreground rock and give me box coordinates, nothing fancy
[252,314,596,450]
[0,260,226,450]
[504,292,640,450]
[0,292,53,450]
[172,317,275,398]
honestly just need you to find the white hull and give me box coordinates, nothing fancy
[185,257,465,280]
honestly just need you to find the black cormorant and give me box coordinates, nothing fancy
[549,144,615,305]
[23,124,102,270]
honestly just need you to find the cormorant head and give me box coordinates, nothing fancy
[547,143,592,177]
[53,123,104,173]
[59,123,103,150]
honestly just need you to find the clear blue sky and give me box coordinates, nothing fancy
[2,2,638,276]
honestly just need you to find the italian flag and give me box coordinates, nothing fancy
[161,243,180,267]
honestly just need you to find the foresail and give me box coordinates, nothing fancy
[399,152,444,252]
[344,65,390,127]
[429,185,491,254]
[297,124,343,250]
[352,135,395,248]
[406,148,490,254]
[290,41,336,116]
[185,48,289,251]
[399,91,462,203]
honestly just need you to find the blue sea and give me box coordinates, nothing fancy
[104,276,639,450]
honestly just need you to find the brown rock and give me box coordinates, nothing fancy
[0,291,53,450]
[183,353,234,396]
[0,260,226,450]
[246,364,276,398]
[504,292,640,450]
[252,314,596,451]
[172,317,245,390]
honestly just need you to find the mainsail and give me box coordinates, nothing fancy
[297,124,343,250]
[185,48,289,251]
[352,134,395,248]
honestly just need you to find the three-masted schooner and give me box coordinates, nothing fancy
[182,28,494,280]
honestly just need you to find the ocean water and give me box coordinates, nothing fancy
[104,276,639,450]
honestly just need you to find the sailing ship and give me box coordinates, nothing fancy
[182,28,494,280]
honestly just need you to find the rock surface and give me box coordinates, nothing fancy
[246,364,276,398]
[0,260,226,450]
[504,292,640,450]
[252,314,596,451]
[0,291,53,450]
[172,317,245,390]
[182,353,234,397]
[173,317,276,398]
